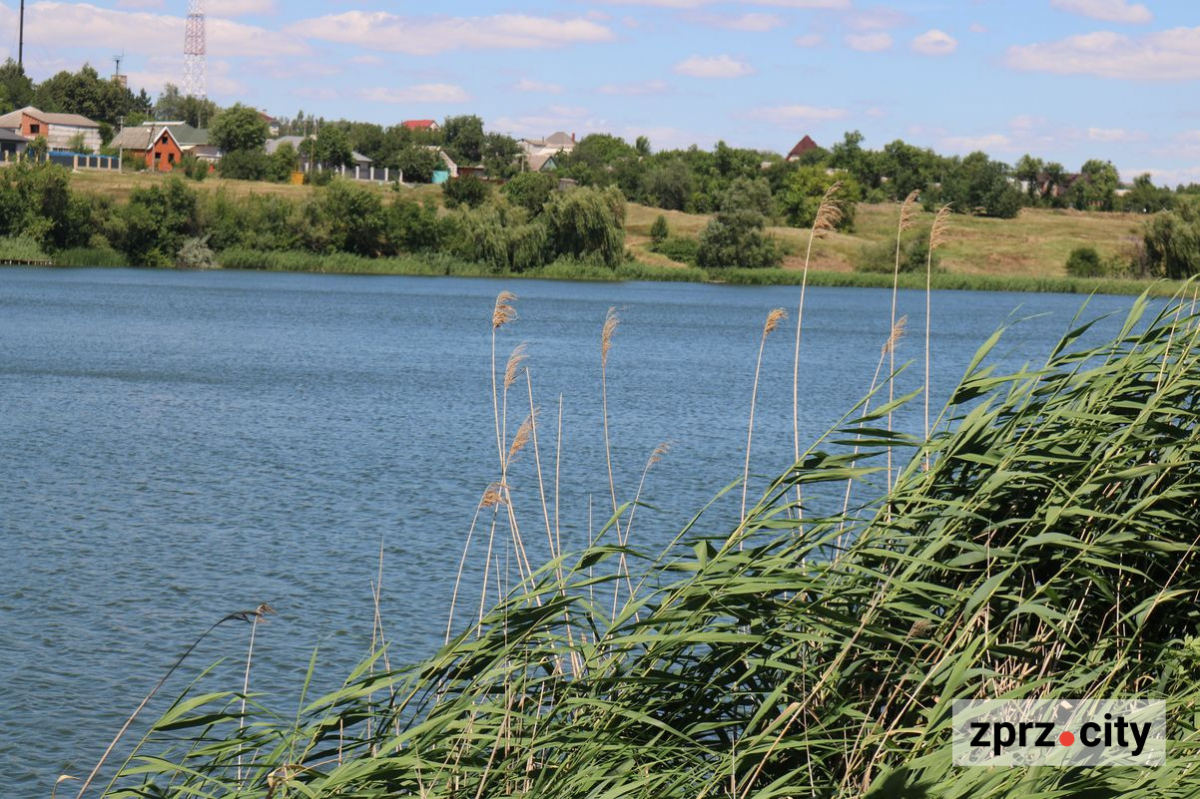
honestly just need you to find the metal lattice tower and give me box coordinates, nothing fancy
[182,0,207,99]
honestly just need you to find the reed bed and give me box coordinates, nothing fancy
[90,281,1200,799]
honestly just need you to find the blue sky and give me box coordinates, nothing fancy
[3,0,1198,183]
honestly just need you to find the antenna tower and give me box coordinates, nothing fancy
[182,0,206,99]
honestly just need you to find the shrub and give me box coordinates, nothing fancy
[443,175,491,209]
[1064,246,1105,278]
[386,197,446,253]
[651,236,698,265]
[218,149,269,181]
[177,236,216,269]
[319,179,386,256]
[696,180,781,269]
[502,172,557,216]
[650,214,669,244]
[116,178,199,266]
[855,237,940,274]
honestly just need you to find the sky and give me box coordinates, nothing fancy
[2,0,1198,184]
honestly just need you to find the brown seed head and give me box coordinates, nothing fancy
[504,342,528,390]
[812,181,843,238]
[507,410,538,464]
[481,484,506,508]
[601,307,619,368]
[763,308,787,338]
[899,190,920,232]
[930,203,952,251]
[648,441,672,468]
[883,315,908,355]
[493,291,518,330]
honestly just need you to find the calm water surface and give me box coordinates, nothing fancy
[0,268,1147,794]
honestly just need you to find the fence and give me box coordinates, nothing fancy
[45,152,120,171]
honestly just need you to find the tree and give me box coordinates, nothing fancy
[33,64,150,127]
[641,160,693,211]
[1143,200,1200,279]
[391,144,441,184]
[442,115,486,164]
[310,125,353,170]
[0,59,34,113]
[1071,159,1120,212]
[482,132,522,180]
[780,167,860,230]
[268,142,299,182]
[650,214,669,244]
[1015,154,1044,201]
[443,175,491,209]
[218,149,269,181]
[635,136,651,157]
[210,104,270,153]
[696,180,781,269]
[939,152,1023,219]
[502,172,557,216]
[1064,246,1105,277]
[155,84,217,128]
[321,180,386,256]
[542,185,626,266]
[1121,173,1173,214]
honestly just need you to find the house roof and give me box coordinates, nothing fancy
[402,119,437,130]
[528,153,558,172]
[788,135,819,159]
[544,131,574,147]
[265,135,307,154]
[111,123,210,151]
[0,128,28,143]
[0,106,99,129]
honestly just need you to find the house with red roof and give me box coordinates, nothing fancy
[787,135,820,162]
[401,120,440,132]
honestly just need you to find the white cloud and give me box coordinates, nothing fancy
[492,105,602,138]
[358,84,471,104]
[12,2,305,59]
[912,29,957,56]
[207,0,276,17]
[845,32,893,52]
[1050,0,1152,24]
[287,12,614,56]
[125,57,246,96]
[865,106,887,118]
[1087,127,1145,142]
[845,7,909,31]
[969,22,988,34]
[751,104,849,124]
[673,54,754,78]
[794,33,824,47]
[515,78,564,94]
[940,133,1014,152]
[1007,27,1200,80]
[115,0,162,8]
[597,79,670,95]
[600,0,848,7]
[700,13,784,32]
[1120,166,1200,186]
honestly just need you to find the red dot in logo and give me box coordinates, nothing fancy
[1059,731,1075,746]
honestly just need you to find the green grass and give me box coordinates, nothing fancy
[0,235,50,264]
[54,246,128,268]
[99,288,1200,799]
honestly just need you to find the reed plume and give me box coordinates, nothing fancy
[504,343,528,391]
[600,306,627,607]
[491,292,518,473]
[925,204,951,460]
[886,192,919,492]
[239,602,275,781]
[742,309,787,536]
[507,410,538,465]
[794,182,841,517]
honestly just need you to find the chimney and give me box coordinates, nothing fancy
[571,132,576,142]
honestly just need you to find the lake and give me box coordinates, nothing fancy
[0,267,1147,795]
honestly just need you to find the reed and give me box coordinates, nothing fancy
[100,287,1200,799]
[742,308,786,534]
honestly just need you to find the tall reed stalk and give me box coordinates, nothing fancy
[741,308,786,533]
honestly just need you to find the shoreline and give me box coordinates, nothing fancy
[33,248,1188,296]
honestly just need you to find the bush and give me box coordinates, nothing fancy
[855,237,941,274]
[116,178,199,267]
[696,180,781,269]
[502,172,557,216]
[1064,246,1105,278]
[650,214,669,244]
[650,236,698,265]
[386,197,446,253]
[319,179,386,256]
[177,235,216,269]
[218,149,269,181]
[443,175,491,209]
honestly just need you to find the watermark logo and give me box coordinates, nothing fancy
[952,698,1165,767]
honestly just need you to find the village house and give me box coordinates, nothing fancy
[0,128,29,158]
[265,135,373,173]
[401,119,440,133]
[110,122,219,171]
[786,135,820,162]
[0,106,101,152]
[520,131,576,171]
[258,111,280,138]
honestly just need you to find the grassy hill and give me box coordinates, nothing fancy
[70,170,1146,281]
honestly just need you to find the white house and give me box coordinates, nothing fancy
[0,106,102,152]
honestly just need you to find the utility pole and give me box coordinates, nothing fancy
[18,0,25,70]
[182,0,207,100]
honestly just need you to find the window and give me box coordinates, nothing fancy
[29,124,39,135]
[167,153,175,164]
